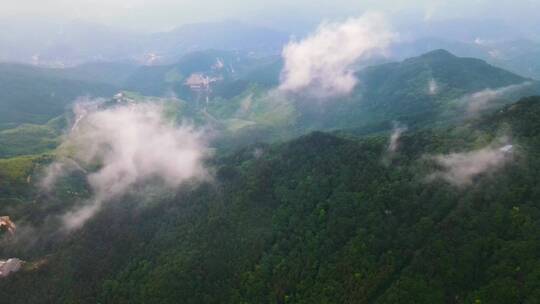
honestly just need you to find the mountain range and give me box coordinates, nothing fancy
[0,20,288,67]
[1,45,540,303]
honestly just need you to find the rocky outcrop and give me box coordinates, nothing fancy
[0,258,23,278]
[0,216,16,235]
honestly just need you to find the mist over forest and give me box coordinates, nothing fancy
[1,1,540,303]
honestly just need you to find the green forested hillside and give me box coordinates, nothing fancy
[176,49,539,135]
[0,63,116,129]
[0,116,65,158]
[1,49,540,304]
[1,96,539,303]
[312,49,538,130]
[201,50,540,143]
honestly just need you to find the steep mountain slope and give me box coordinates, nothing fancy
[1,96,540,303]
[298,49,539,130]
[198,50,539,136]
[364,49,525,97]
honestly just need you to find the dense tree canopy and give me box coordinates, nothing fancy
[1,96,540,303]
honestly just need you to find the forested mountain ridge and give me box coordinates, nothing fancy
[391,37,540,80]
[188,49,539,133]
[1,49,537,135]
[157,49,540,139]
[359,49,526,108]
[316,49,538,130]
[1,96,539,303]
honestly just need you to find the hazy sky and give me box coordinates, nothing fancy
[2,0,539,32]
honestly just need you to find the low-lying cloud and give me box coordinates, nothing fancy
[387,123,408,154]
[427,140,514,187]
[279,12,396,97]
[462,82,532,115]
[382,122,408,166]
[43,100,209,230]
[40,158,86,192]
[428,78,439,95]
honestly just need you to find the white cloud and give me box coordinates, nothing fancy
[462,82,532,115]
[428,78,439,95]
[428,140,514,187]
[39,158,86,192]
[43,100,209,230]
[388,123,407,153]
[279,12,396,97]
[382,122,407,166]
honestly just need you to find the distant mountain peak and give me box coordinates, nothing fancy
[418,49,457,60]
